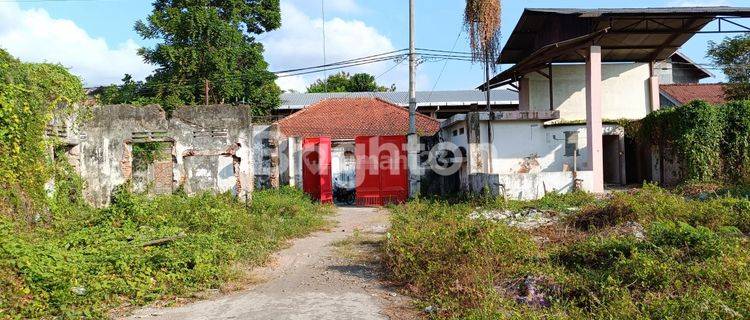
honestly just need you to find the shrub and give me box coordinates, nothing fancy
[639,100,750,184]
[384,200,537,313]
[571,184,750,233]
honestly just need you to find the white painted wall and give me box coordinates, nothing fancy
[499,171,594,200]
[488,121,624,175]
[526,63,652,121]
[440,118,624,198]
[488,122,590,175]
[442,121,469,152]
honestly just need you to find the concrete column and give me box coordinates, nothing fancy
[466,112,484,175]
[519,77,530,111]
[407,133,421,197]
[586,46,604,193]
[649,75,661,111]
[287,137,297,187]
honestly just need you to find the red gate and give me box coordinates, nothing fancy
[355,136,409,206]
[302,137,333,204]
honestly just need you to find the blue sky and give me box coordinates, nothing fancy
[0,0,744,91]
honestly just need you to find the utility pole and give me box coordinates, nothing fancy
[484,48,493,174]
[408,0,416,136]
[322,0,328,93]
[407,0,420,198]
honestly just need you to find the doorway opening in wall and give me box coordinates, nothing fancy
[131,141,174,195]
[624,136,652,185]
[602,135,622,186]
[332,142,356,205]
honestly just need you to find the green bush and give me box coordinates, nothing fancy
[0,187,331,318]
[640,100,750,183]
[572,184,750,233]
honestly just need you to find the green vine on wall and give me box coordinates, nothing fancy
[640,100,750,183]
[0,49,84,220]
[132,142,165,165]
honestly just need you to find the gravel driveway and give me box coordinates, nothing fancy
[126,207,413,320]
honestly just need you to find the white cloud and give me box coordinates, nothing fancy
[0,2,153,86]
[275,75,308,92]
[285,0,362,15]
[263,1,412,92]
[666,0,732,6]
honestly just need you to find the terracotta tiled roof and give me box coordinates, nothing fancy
[276,98,440,140]
[660,83,727,106]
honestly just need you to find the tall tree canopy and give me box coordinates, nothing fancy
[708,34,750,101]
[135,0,282,114]
[307,72,395,93]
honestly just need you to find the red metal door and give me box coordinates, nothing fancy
[355,135,408,206]
[355,136,380,206]
[378,135,408,204]
[318,137,333,204]
[302,137,333,204]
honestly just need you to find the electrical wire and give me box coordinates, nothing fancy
[426,30,464,102]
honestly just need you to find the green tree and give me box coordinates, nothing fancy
[97,74,158,105]
[135,0,282,115]
[306,72,394,93]
[708,34,750,100]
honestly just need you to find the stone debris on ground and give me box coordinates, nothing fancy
[617,221,647,240]
[514,276,551,309]
[469,208,562,230]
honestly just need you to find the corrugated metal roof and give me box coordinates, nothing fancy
[500,7,750,64]
[280,90,519,110]
[484,6,750,88]
[527,7,750,16]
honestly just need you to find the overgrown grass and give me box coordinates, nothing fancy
[0,187,331,319]
[385,186,750,319]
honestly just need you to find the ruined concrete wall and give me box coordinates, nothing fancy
[78,105,169,206]
[76,104,253,207]
[171,105,254,197]
[252,125,280,190]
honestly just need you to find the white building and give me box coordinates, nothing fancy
[444,7,750,199]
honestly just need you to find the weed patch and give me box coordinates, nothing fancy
[385,187,750,319]
[0,187,331,318]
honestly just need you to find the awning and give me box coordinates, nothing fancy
[481,7,750,89]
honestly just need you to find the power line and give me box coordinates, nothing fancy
[272,49,408,74]
[426,30,464,102]
[276,54,408,78]
[93,48,750,92]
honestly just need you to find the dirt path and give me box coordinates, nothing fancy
[127,207,415,320]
